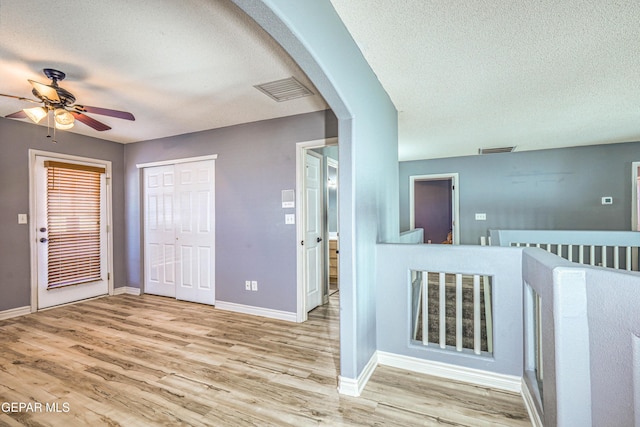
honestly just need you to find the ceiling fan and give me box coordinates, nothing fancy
[0,68,135,132]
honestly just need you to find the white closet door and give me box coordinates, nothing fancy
[144,165,177,297]
[175,160,215,305]
[143,159,215,305]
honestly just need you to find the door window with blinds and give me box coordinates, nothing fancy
[45,161,105,288]
[34,154,109,309]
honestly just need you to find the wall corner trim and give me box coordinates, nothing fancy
[0,306,31,321]
[113,287,141,296]
[376,351,522,393]
[214,300,297,322]
[338,352,379,397]
[521,377,544,427]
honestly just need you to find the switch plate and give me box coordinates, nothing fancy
[251,280,258,291]
[285,214,295,225]
[245,280,251,290]
[475,213,487,221]
[17,214,28,224]
[601,196,613,205]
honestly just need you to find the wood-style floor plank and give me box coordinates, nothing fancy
[0,293,530,426]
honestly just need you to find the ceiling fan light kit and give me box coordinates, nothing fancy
[1,68,135,139]
[54,108,75,128]
[23,106,47,123]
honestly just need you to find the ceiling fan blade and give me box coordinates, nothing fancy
[74,105,135,121]
[71,111,111,131]
[28,79,60,103]
[0,93,41,104]
[5,110,28,119]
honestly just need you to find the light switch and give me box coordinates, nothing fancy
[475,213,486,221]
[18,214,28,224]
[601,196,613,205]
[285,214,295,224]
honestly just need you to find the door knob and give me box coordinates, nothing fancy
[39,227,47,232]
[40,238,48,243]
[317,237,322,243]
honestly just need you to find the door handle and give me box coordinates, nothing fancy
[317,237,322,243]
[301,240,304,246]
[39,227,47,232]
[40,238,48,243]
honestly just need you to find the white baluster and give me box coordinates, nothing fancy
[439,272,446,349]
[579,245,584,264]
[473,274,481,355]
[590,245,595,266]
[627,247,632,271]
[568,244,573,262]
[602,246,607,267]
[421,271,429,345]
[614,246,619,269]
[456,274,462,352]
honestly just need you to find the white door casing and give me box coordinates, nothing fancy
[34,155,110,309]
[142,158,215,305]
[304,151,324,312]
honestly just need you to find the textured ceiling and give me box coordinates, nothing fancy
[331,0,640,160]
[2,1,639,161]
[0,0,327,143]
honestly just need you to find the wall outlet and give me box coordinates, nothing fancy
[17,214,28,224]
[475,213,487,220]
[251,280,258,291]
[245,280,251,290]
[601,196,613,205]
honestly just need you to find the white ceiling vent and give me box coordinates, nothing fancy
[254,77,314,102]
[478,146,516,155]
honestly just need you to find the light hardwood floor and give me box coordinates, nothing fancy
[0,293,530,426]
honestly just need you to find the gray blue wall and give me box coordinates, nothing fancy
[124,111,337,313]
[0,118,125,311]
[400,141,640,244]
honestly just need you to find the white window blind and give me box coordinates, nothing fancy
[45,161,105,289]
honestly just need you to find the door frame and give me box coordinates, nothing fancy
[28,149,114,312]
[409,173,460,244]
[632,161,640,231]
[296,137,337,322]
[325,156,339,301]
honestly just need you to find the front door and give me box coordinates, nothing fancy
[35,155,109,309]
[304,151,324,312]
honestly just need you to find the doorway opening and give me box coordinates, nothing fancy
[296,137,338,322]
[410,173,459,244]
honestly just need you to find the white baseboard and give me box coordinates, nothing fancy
[113,286,141,296]
[338,352,378,397]
[521,378,543,427]
[376,351,522,393]
[214,300,297,322]
[0,306,31,320]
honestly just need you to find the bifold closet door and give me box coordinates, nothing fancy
[174,160,215,305]
[143,160,215,305]
[144,165,178,298]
